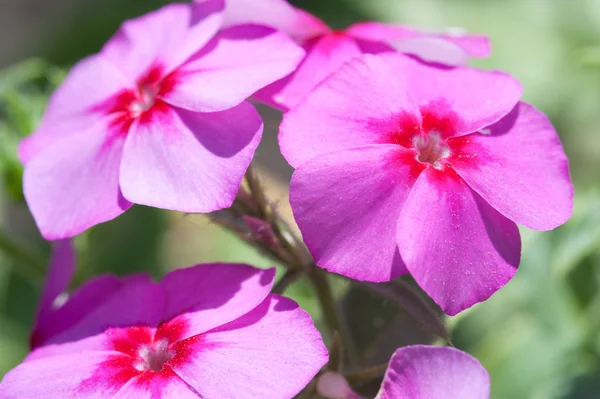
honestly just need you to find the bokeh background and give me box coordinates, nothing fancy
[1,0,599,398]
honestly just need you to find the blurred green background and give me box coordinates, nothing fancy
[0,0,599,398]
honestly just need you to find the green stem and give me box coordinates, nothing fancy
[0,230,45,285]
[345,362,389,387]
[271,268,303,294]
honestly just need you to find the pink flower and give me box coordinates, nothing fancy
[280,53,573,315]
[19,0,304,240]
[2,242,328,399]
[196,0,490,110]
[318,345,490,399]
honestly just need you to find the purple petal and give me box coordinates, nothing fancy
[101,2,223,80]
[378,345,490,399]
[347,22,490,63]
[22,121,131,240]
[119,103,262,212]
[31,274,142,351]
[171,295,328,399]
[377,53,521,135]
[0,352,131,399]
[449,102,573,231]
[209,0,329,40]
[163,25,304,112]
[280,54,420,168]
[396,168,520,315]
[255,32,362,111]
[33,240,76,346]
[290,146,421,281]
[159,263,275,341]
[19,54,126,163]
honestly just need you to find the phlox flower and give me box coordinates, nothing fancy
[317,345,490,399]
[0,241,328,398]
[196,0,490,110]
[280,53,573,315]
[20,0,304,240]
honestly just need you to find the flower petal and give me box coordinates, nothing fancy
[377,345,490,399]
[18,54,126,163]
[254,32,362,111]
[347,22,490,62]
[207,0,328,40]
[119,103,262,212]
[0,352,133,399]
[31,274,143,351]
[397,168,520,315]
[158,263,275,341]
[112,368,201,399]
[449,102,573,230]
[23,121,131,240]
[171,295,328,399]
[163,25,304,112]
[101,1,223,79]
[290,145,422,281]
[378,53,522,135]
[280,54,421,168]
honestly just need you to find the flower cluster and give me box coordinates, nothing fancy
[2,0,573,398]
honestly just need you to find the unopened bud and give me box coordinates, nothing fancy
[317,372,363,399]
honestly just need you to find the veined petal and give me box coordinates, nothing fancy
[158,264,275,342]
[101,1,224,79]
[397,168,520,315]
[280,54,421,168]
[163,25,304,112]
[119,102,262,212]
[377,346,490,399]
[0,352,134,399]
[171,295,328,399]
[254,32,362,111]
[22,120,131,240]
[449,102,573,230]
[290,145,423,281]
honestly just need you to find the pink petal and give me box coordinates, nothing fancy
[208,0,329,40]
[347,22,490,63]
[163,25,304,112]
[119,103,262,212]
[255,32,362,111]
[378,345,490,399]
[41,275,164,346]
[378,53,521,135]
[290,146,421,281]
[279,54,420,168]
[31,274,142,351]
[19,54,126,163]
[22,121,131,240]
[159,263,275,341]
[101,2,223,80]
[396,168,520,315]
[0,352,132,399]
[171,295,328,399]
[112,368,201,399]
[35,240,75,331]
[449,102,573,231]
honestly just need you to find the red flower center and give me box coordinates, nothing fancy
[100,65,179,135]
[413,132,450,166]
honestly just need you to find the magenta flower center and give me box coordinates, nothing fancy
[413,132,450,166]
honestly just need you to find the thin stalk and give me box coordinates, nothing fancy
[271,268,303,294]
[0,230,45,285]
[345,362,389,387]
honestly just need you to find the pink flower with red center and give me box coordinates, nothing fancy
[280,53,573,315]
[19,0,304,240]
[196,0,490,110]
[318,345,490,399]
[2,241,327,399]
